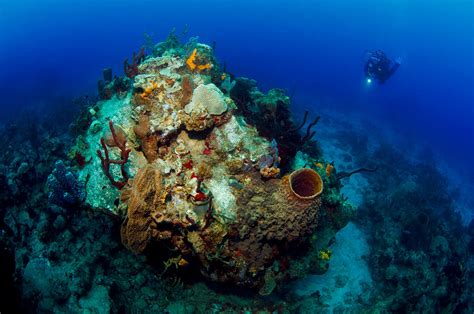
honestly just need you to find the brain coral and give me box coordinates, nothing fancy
[184,83,228,115]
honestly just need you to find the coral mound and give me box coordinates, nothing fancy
[74,36,349,291]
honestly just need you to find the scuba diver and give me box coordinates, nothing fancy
[364,50,400,84]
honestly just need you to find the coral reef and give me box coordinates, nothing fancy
[0,109,174,313]
[315,113,473,312]
[0,108,350,312]
[72,35,352,292]
[1,61,472,313]
[356,146,473,312]
[229,78,321,168]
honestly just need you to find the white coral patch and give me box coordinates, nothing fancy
[214,116,270,161]
[221,116,243,147]
[207,168,236,221]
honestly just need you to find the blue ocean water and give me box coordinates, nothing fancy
[1,0,472,173]
[0,0,473,311]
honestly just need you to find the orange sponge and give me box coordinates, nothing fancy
[186,48,212,72]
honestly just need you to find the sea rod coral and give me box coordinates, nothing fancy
[96,120,131,189]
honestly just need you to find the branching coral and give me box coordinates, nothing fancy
[124,47,146,78]
[335,166,377,181]
[97,120,131,189]
[287,111,320,144]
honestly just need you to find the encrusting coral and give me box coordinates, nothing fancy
[75,35,352,292]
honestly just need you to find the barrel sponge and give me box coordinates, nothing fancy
[217,173,321,288]
[184,83,228,116]
[288,168,323,199]
[120,165,163,253]
[275,175,321,239]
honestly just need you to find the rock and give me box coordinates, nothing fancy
[140,286,157,299]
[23,258,71,302]
[78,285,111,314]
[335,274,348,288]
[89,120,102,134]
[16,162,29,176]
[165,301,196,314]
[135,273,146,287]
[18,210,33,228]
[53,215,66,230]
[259,270,277,296]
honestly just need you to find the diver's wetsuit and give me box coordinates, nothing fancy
[365,50,400,84]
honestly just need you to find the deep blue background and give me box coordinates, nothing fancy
[1,0,473,176]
